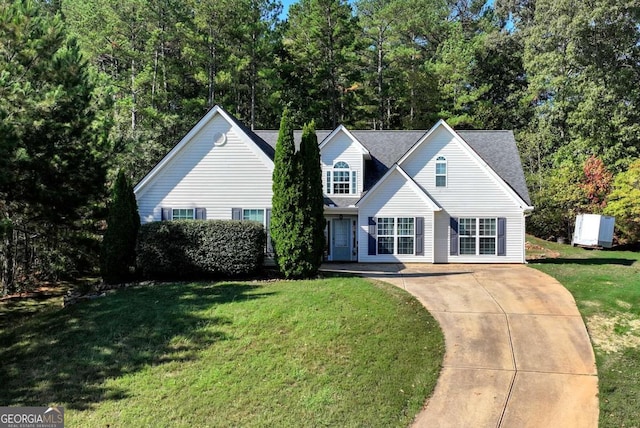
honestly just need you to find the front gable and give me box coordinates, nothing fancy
[357,165,440,212]
[399,121,531,213]
[134,106,274,223]
[357,165,439,263]
[320,126,370,197]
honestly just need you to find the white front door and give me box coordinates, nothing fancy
[332,218,351,261]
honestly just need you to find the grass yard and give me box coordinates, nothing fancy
[0,276,444,427]
[526,236,640,428]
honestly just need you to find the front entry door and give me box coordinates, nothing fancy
[332,218,351,261]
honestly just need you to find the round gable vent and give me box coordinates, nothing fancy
[212,131,227,147]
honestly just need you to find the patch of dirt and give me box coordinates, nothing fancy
[616,300,632,310]
[525,242,561,260]
[586,313,640,353]
[0,284,69,302]
[582,300,602,309]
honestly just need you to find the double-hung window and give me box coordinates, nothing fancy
[377,217,415,255]
[435,156,447,187]
[397,218,415,254]
[326,161,357,195]
[377,218,395,254]
[459,218,497,255]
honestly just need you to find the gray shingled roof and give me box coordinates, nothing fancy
[252,130,332,151]
[252,127,531,207]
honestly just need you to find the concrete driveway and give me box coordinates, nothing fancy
[321,263,599,428]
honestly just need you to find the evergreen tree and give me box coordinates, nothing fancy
[298,121,325,276]
[283,0,362,128]
[100,170,140,284]
[0,0,110,293]
[270,109,304,278]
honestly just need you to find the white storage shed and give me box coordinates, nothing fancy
[572,214,615,248]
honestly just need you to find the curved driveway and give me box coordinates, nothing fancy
[322,264,599,428]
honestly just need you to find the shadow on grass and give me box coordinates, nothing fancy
[322,269,472,279]
[531,258,637,266]
[0,282,273,410]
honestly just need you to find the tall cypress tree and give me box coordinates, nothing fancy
[270,109,303,278]
[100,170,140,284]
[298,121,325,276]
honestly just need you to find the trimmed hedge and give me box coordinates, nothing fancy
[137,220,265,279]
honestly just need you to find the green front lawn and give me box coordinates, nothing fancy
[0,276,444,427]
[527,236,640,427]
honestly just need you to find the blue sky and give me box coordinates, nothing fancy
[280,0,296,19]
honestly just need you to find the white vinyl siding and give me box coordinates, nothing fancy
[136,114,273,224]
[401,126,526,263]
[321,130,364,196]
[358,169,434,262]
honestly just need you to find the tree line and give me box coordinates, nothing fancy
[1,0,639,293]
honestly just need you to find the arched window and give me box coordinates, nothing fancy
[326,161,357,195]
[436,156,447,187]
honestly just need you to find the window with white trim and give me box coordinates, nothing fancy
[172,208,195,220]
[377,218,395,254]
[436,156,447,187]
[243,209,265,225]
[377,217,415,255]
[397,218,415,254]
[460,218,497,255]
[325,161,357,195]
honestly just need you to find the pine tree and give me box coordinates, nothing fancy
[298,121,325,276]
[100,170,140,284]
[284,0,362,128]
[270,109,304,278]
[0,0,110,293]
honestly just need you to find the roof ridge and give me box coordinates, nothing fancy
[457,129,512,133]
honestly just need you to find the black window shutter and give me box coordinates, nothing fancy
[231,208,242,220]
[450,217,459,256]
[368,217,377,255]
[265,209,273,255]
[161,207,172,221]
[195,208,206,219]
[415,217,424,256]
[497,217,506,256]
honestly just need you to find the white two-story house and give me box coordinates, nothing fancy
[134,105,533,263]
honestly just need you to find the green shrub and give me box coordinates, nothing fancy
[137,220,265,279]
